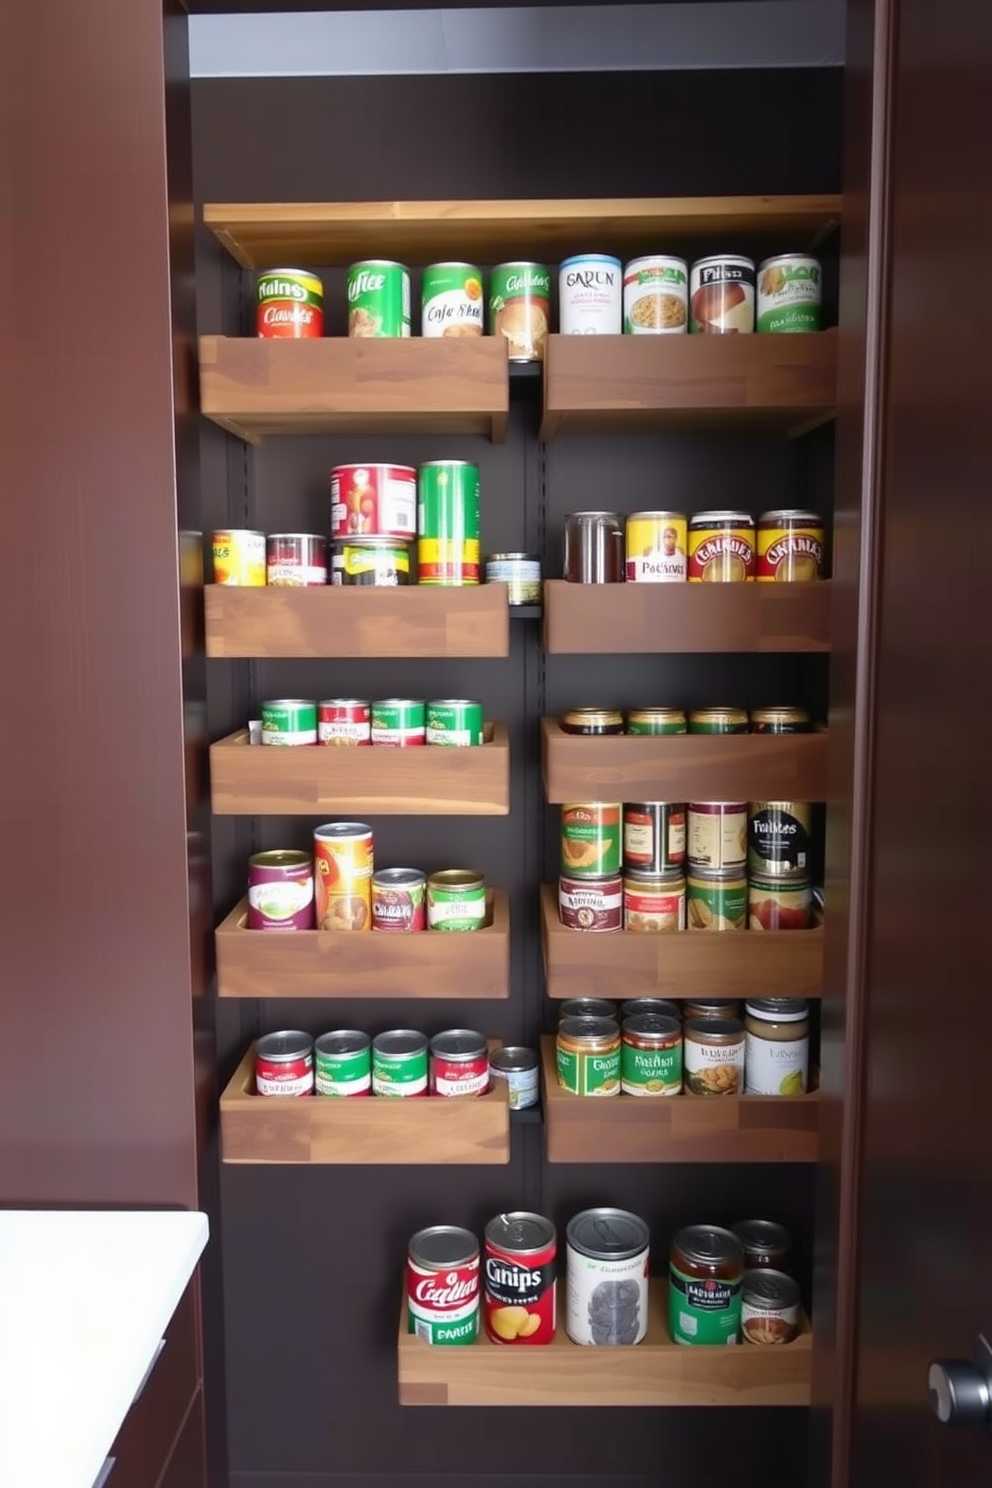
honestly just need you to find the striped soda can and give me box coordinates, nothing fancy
[417,461,480,586]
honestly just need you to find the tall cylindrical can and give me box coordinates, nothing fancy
[330,463,417,541]
[484,1213,557,1344]
[625,511,687,583]
[256,269,324,339]
[247,849,315,931]
[623,802,686,874]
[563,511,623,583]
[489,262,551,361]
[426,699,484,747]
[421,262,485,338]
[623,255,689,334]
[313,821,373,932]
[373,1031,429,1097]
[561,804,621,878]
[347,260,410,338]
[690,255,755,334]
[559,254,622,335]
[417,461,481,585]
[260,699,317,746]
[566,1209,650,1345]
[255,1031,314,1097]
[212,529,266,587]
[314,1031,372,1097]
[407,1227,480,1345]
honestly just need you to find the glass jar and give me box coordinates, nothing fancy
[683,1016,745,1096]
[682,998,741,1021]
[669,1225,744,1345]
[731,1219,794,1273]
[621,1014,683,1096]
[564,511,623,583]
[744,998,810,1096]
[555,1015,621,1097]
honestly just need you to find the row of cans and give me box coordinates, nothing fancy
[561,706,812,736]
[559,868,816,934]
[257,698,484,748]
[563,509,825,585]
[255,1028,519,1099]
[561,800,814,879]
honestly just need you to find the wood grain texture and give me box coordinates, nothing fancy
[203,195,842,269]
[540,1039,819,1164]
[199,335,509,443]
[210,724,510,816]
[541,330,837,438]
[204,584,510,659]
[216,890,510,999]
[541,717,829,803]
[539,885,824,998]
[397,1277,813,1406]
[542,579,832,654]
[220,1046,510,1164]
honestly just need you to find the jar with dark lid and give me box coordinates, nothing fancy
[731,1220,794,1273]
[741,1269,801,1345]
[561,708,625,735]
[564,511,623,583]
[621,1013,682,1096]
[621,997,680,1021]
[559,998,618,1023]
[750,706,811,734]
[556,1016,621,1097]
[682,998,741,1020]
[669,1225,744,1345]
[688,707,750,735]
[683,1016,745,1096]
[744,998,810,1095]
[626,707,687,735]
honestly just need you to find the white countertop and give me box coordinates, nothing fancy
[0,1209,209,1488]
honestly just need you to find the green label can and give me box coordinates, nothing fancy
[372,1030,429,1095]
[421,262,485,338]
[688,708,750,735]
[670,1225,744,1346]
[260,698,317,746]
[427,871,487,931]
[556,1016,622,1097]
[417,461,481,585]
[314,1031,372,1097]
[687,869,748,931]
[561,803,621,878]
[621,1014,683,1096]
[626,708,687,736]
[426,699,484,746]
[489,262,552,361]
[370,698,426,746]
[347,259,411,338]
[757,254,822,334]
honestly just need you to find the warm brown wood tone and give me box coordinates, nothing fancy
[108,1285,201,1488]
[204,583,510,658]
[210,724,510,815]
[541,716,829,803]
[543,579,832,654]
[199,335,509,442]
[219,1046,510,1164]
[541,330,837,438]
[539,884,824,998]
[216,889,509,999]
[205,195,842,270]
[397,1278,812,1406]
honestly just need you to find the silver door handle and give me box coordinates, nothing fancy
[929,1335,992,1431]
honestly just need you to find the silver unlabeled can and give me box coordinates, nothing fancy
[489,1046,540,1109]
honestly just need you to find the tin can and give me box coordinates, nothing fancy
[255,1031,314,1097]
[427,870,487,931]
[318,699,371,747]
[688,511,756,582]
[688,708,750,735]
[625,510,687,583]
[561,803,621,878]
[371,699,426,747]
[330,463,417,540]
[690,255,755,334]
[564,511,624,583]
[742,1269,801,1344]
[757,254,822,334]
[247,849,315,931]
[623,870,686,933]
[566,1209,650,1346]
[371,868,427,932]
[669,1225,743,1345]
[429,1030,490,1097]
[331,537,411,586]
[684,1017,746,1096]
[757,510,824,582]
[485,552,541,606]
[559,254,622,336]
[417,461,480,586]
[562,708,625,736]
[485,1213,557,1344]
[256,268,324,339]
[687,868,747,931]
[623,255,689,334]
[623,802,686,873]
[560,998,618,1022]
[750,707,812,734]
[407,1227,480,1344]
[748,800,813,876]
[426,699,484,747]
[212,529,266,587]
[422,262,485,338]
[490,262,551,361]
[745,997,810,1094]
[622,997,680,1021]
[688,802,748,871]
[314,1030,372,1097]
[260,699,317,746]
[266,533,328,587]
[732,1220,794,1273]
[625,708,687,736]
[621,1013,682,1096]
[313,821,373,933]
[556,1016,621,1097]
[749,872,812,932]
[558,873,622,932]
[489,1047,540,1110]
[347,259,410,338]
[373,1030,429,1097]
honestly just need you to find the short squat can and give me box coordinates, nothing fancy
[429,1029,490,1097]
[485,552,541,605]
[558,873,622,932]
[757,510,824,582]
[373,1030,429,1097]
[255,1031,314,1097]
[489,1047,540,1110]
[212,529,266,587]
[266,533,327,587]
[427,870,487,931]
[347,260,410,338]
[417,461,481,586]
[371,868,427,932]
[687,868,748,931]
[314,1031,371,1097]
[426,699,484,747]
[261,699,317,747]
[688,512,756,583]
[407,1226,480,1345]
[247,849,314,931]
[318,699,371,747]
[371,699,426,747]
[331,537,411,586]
[330,463,417,541]
[623,870,686,933]
[621,1014,683,1097]
[556,1016,621,1098]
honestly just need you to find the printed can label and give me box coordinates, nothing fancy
[422,263,485,338]
[417,462,481,586]
[484,1234,557,1345]
[623,803,686,872]
[623,255,689,334]
[688,524,756,582]
[748,874,812,932]
[688,803,748,871]
[625,513,688,583]
[426,701,484,746]
[757,524,824,582]
[371,873,427,932]
[408,1256,480,1345]
[373,1048,428,1097]
[330,464,417,540]
[256,269,324,339]
[489,262,552,361]
[566,1243,649,1345]
[430,1052,490,1098]
[561,804,621,877]
[745,1030,809,1096]
[370,700,426,746]
[690,256,755,334]
[315,1040,372,1097]
[212,529,267,586]
[318,699,372,747]
[623,876,686,933]
[314,825,373,932]
[347,260,411,338]
[558,874,622,932]
[556,1040,621,1097]
[559,254,622,336]
[621,1038,683,1097]
[684,1033,746,1095]
[255,1053,313,1098]
[757,255,822,334]
[247,864,314,931]
[261,700,318,746]
[669,1264,742,1345]
[427,884,487,931]
[687,873,748,931]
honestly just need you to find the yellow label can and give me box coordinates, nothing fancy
[212,529,266,586]
[624,511,687,583]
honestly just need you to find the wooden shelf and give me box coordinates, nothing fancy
[220,1045,510,1164]
[210,723,510,816]
[540,716,828,803]
[541,331,837,438]
[204,585,510,659]
[542,579,831,655]
[204,195,842,269]
[539,885,823,999]
[216,889,510,999]
[199,335,509,443]
[540,1039,819,1164]
[397,1277,812,1406]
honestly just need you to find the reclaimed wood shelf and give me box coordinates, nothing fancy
[199,335,509,443]
[397,1277,812,1406]
[220,1045,510,1164]
[540,717,828,803]
[216,889,510,999]
[539,1039,819,1164]
[204,584,510,659]
[542,580,831,655]
[204,195,841,269]
[541,330,837,438]
[539,885,823,999]
[210,723,510,816]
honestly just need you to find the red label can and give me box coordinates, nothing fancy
[318,699,371,746]
[371,868,427,931]
[254,1031,314,1097]
[256,269,324,339]
[331,463,417,540]
[484,1213,557,1344]
[429,1030,490,1097]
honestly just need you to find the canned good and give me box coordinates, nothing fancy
[426,699,484,747]
[732,1220,794,1273]
[669,1225,744,1345]
[484,552,541,606]
[427,870,487,931]
[558,873,622,932]
[683,1017,746,1096]
[490,262,551,361]
[566,1209,650,1346]
[690,255,755,335]
[255,1031,314,1097]
[745,998,810,1095]
[688,512,756,583]
[421,262,484,337]
[556,1016,621,1097]
[330,463,417,540]
[750,707,812,734]
[623,870,686,932]
[757,254,822,335]
[371,699,426,747]
[623,802,686,873]
[625,511,688,583]
[625,708,687,736]
[331,537,411,586]
[261,699,317,747]
[256,268,323,339]
[748,800,813,876]
[314,1030,371,1097]
[561,708,625,736]
[313,821,373,932]
[623,255,689,334]
[265,533,327,588]
[749,872,813,932]
[687,868,748,930]
[247,849,315,931]
[417,460,480,586]
[430,1029,490,1097]
[757,510,824,582]
[687,802,748,871]
[373,1030,429,1097]
[489,1047,540,1110]
[561,803,621,878]
[564,511,624,584]
[688,708,750,735]
[318,699,371,747]
[559,999,618,1022]
[347,259,410,338]
[741,1269,801,1344]
[407,1226,479,1345]
[371,868,427,932]
[621,1014,682,1096]
[683,998,741,1021]
[212,529,266,587]
[621,998,680,1022]
[559,254,622,336]
[484,1213,557,1344]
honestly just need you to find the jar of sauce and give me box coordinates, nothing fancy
[669,1225,744,1345]
[555,1016,621,1097]
[564,512,623,583]
[744,998,810,1095]
[731,1219,794,1273]
[561,708,625,735]
[682,998,741,1021]
[683,1017,745,1096]
[621,1014,682,1096]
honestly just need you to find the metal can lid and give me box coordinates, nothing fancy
[430,1029,489,1060]
[349,258,408,270]
[256,1031,313,1063]
[372,699,424,709]
[424,261,482,271]
[373,1030,429,1058]
[758,509,822,525]
[627,510,688,523]
[620,998,681,1020]
[745,998,810,1022]
[318,698,371,708]
[622,1013,681,1040]
[672,1224,743,1269]
[558,1016,620,1042]
[490,1046,540,1074]
[689,510,755,527]
[626,708,687,727]
[623,868,685,886]
[258,268,320,280]
[428,870,486,891]
[418,459,478,471]
[742,1268,801,1309]
[248,850,312,870]
[485,1211,556,1255]
[560,253,622,269]
[563,708,624,728]
[684,1016,745,1041]
[688,868,748,883]
[493,260,551,271]
[558,999,619,1022]
[732,1219,794,1260]
[427,699,482,710]
[751,707,811,725]
[213,528,265,539]
[372,868,426,889]
[262,698,317,710]
[313,821,373,839]
[267,532,326,543]
[759,253,819,272]
[684,998,739,1014]
[314,1030,370,1058]
[486,552,541,563]
[335,536,410,550]
[567,1208,650,1262]
[689,708,749,724]
[692,254,755,271]
[408,1225,479,1270]
[565,510,622,522]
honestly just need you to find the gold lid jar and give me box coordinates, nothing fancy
[556,1015,621,1098]
[561,707,625,735]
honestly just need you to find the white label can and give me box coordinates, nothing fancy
[623,256,689,334]
[565,1209,650,1345]
[559,254,622,335]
